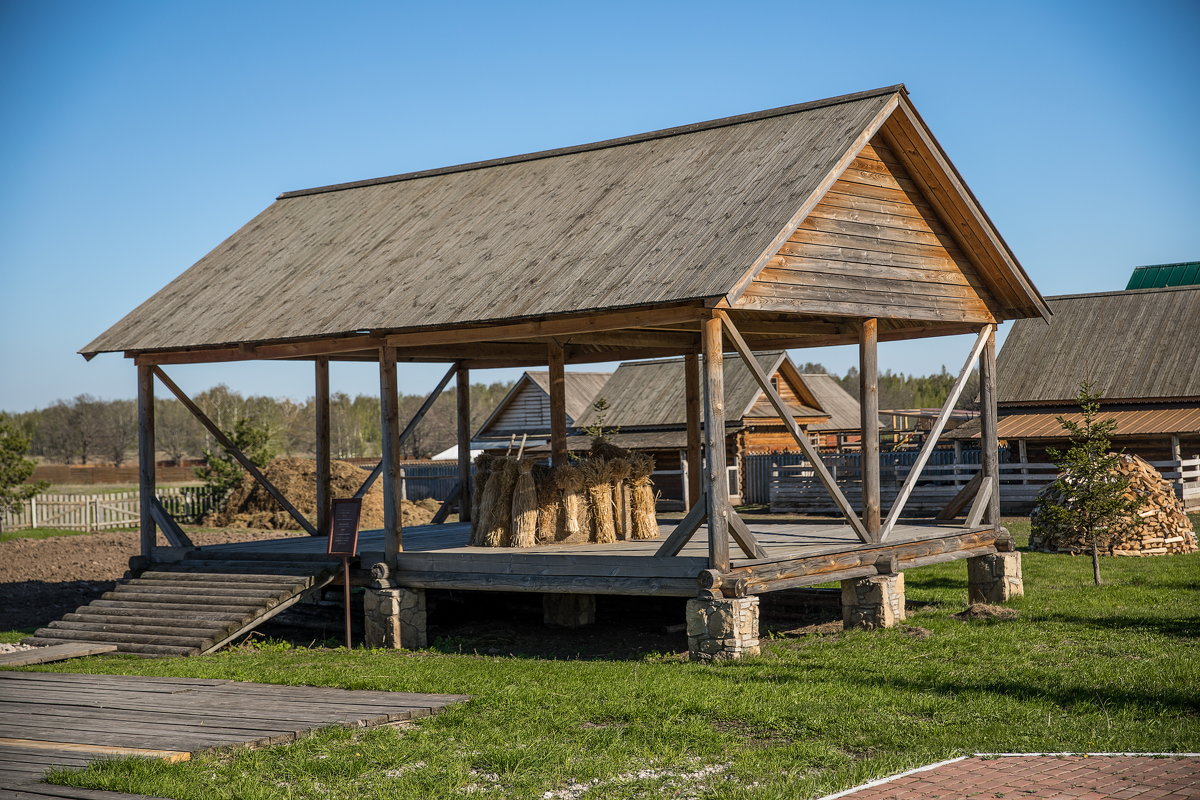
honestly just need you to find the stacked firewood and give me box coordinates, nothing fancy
[1030,454,1198,556]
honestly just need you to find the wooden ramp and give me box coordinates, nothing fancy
[23,560,339,657]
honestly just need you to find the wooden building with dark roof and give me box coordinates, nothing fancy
[60,85,1046,659]
[474,370,611,448]
[949,285,1200,499]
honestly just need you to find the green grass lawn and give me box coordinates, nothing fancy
[7,517,1199,799]
[0,526,96,543]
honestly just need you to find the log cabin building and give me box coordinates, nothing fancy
[55,85,1046,660]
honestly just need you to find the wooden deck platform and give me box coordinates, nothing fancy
[0,671,466,797]
[188,519,1007,597]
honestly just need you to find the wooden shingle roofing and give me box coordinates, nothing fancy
[82,85,1046,358]
[998,286,1200,405]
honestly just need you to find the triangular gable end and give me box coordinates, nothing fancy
[742,356,830,421]
[729,97,1048,324]
[474,374,552,438]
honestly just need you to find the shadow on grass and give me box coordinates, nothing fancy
[1036,613,1200,639]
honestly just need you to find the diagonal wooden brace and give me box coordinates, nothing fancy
[880,325,993,539]
[153,366,318,536]
[356,362,458,498]
[716,310,871,542]
[655,500,708,557]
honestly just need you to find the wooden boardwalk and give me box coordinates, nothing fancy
[0,671,466,798]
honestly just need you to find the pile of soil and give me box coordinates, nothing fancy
[205,457,440,530]
[953,603,1018,621]
[1030,453,1197,556]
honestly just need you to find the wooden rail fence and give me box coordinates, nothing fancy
[766,456,1200,515]
[1,487,223,532]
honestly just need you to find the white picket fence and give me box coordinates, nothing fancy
[769,457,1200,515]
[0,487,222,532]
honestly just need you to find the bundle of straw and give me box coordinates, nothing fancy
[606,458,632,540]
[510,459,538,548]
[535,469,562,544]
[472,452,499,528]
[580,458,617,544]
[628,453,659,540]
[554,464,586,538]
[470,458,503,546]
[482,458,518,547]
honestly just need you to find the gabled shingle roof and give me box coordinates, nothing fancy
[574,352,860,430]
[998,286,1200,404]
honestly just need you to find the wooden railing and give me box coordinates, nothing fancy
[767,456,1200,515]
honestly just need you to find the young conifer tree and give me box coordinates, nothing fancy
[1036,383,1143,585]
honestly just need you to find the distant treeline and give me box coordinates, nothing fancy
[6,382,516,466]
[796,362,981,411]
[6,363,975,466]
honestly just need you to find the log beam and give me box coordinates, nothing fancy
[314,357,331,535]
[979,326,1000,529]
[859,318,881,539]
[684,352,702,510]
[456,362,472,523]
[379,346,403,560]
[548,340,568,468]
[137,364,156,558]
[702,315,731,573]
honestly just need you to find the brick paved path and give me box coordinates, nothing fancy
[833,755,1199,799]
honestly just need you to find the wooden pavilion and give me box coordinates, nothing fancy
[77,85,1046,659]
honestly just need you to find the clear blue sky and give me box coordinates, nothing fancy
[2,0,1197,412]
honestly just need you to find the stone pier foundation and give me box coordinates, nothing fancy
[542,594,596,627]
[841,573,906,629]
[363,587,427,649]
[685,595,760,662]
[967,551,1024,604]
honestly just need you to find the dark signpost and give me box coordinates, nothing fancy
[326,498,362,648]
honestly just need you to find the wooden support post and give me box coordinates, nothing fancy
[1170,434,1182,462]
[315,357,331,535]
[153,366,318,535]
[684,352,702,510]
[456,362,472,522]
[137,364,156,559]
[379,346,403,562]
[548,340,568,468]
[859,318,881,539]
[702,315,731,573]
[979,326,1000,529]
[679,449,690,510]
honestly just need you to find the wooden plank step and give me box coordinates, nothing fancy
[28,628,210,648]
[129,575,306,590]
[162,562,335,576]
[110,583,297,599]
[47,621,234,639]
[63,611,247,627]
[19,637,196,657]
[81,601,255,619]
[0,643,118,667]
[97,593,269,611]
[139,570,317,585]
[182,551,340,564]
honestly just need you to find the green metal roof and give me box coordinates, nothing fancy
[1126,261,1200,289]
